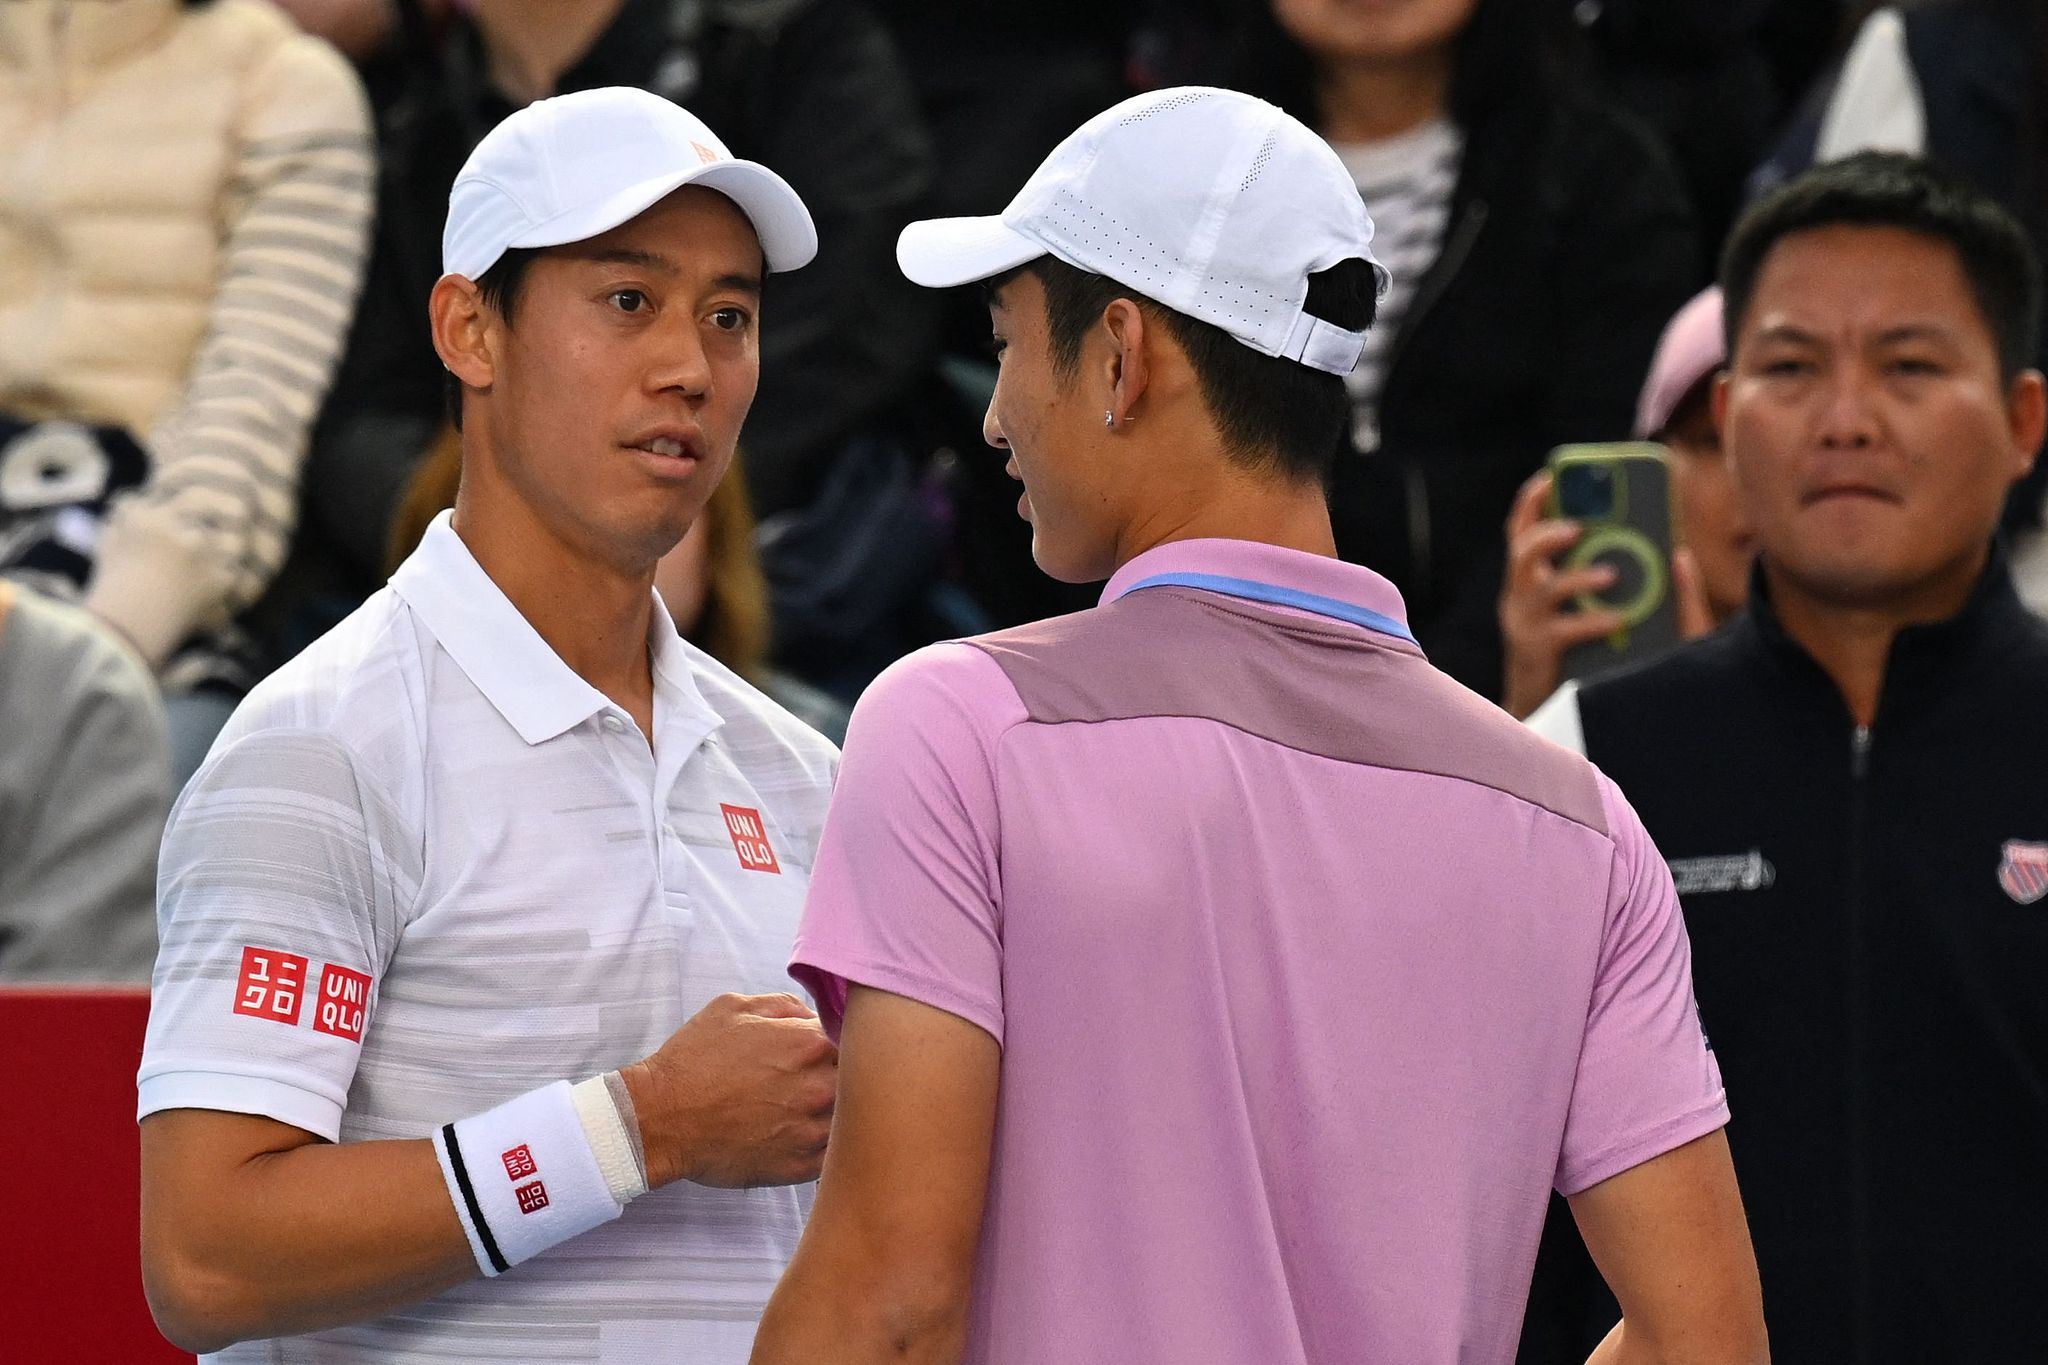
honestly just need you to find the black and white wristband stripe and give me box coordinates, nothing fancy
[437,1123,510,1275]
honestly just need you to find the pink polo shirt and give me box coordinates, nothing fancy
[791,538,1726,1364]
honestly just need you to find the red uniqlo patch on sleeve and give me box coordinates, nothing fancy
[501,1145,538,1181]
[720,803,781,874]
[233,947,309,1025]
[515,1181,550,1214]
[312,963,373,1042]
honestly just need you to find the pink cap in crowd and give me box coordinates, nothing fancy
[1634,286,1725,439]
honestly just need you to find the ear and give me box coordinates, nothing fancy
[1100,299,1150,429]
[1710,369,1731,442]
[430,273,497,398]
[2006,368,2047,481]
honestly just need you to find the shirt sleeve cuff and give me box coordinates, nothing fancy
[1555,1089,1731,1196]
[790,946,1004,1048]
[137,1069,346,1142]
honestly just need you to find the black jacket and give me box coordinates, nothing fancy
[1327,90,1697,699]
[1520,552,2048,1363]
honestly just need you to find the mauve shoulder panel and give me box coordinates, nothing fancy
[968,589,1608,834]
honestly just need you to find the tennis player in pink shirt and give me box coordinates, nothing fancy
[752,88,1768,1365]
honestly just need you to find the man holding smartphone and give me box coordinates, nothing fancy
[750,87,1766,1365]
[1520,152,2048,1363]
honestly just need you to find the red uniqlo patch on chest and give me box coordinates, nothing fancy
[720,804,781,874]
[233,947,309,1024]
[312,963,372,1042]
[501,1145,538,1181]
[515,1181,550,1214]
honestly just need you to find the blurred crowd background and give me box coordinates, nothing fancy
[3,0,2042,971]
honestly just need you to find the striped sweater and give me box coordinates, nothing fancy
[0,0,374,671]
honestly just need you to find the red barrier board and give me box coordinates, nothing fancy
[0,986,187,1362]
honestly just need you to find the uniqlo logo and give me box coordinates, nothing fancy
[515,1181,550,1215]
[720,804,781,874]
[501,1145,538,1181]
[312,963,372,1042]
[233,947,308,1025]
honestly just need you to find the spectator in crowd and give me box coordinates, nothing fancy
[1572,0,1850,263]
[0,0,375,784]
[387,431,851,742]
[755,87,1764,1365]
[1206,0,1697,698]
[0,581,170,982]
[264,0,939,682]
[139,90,842,1360]
[1756,0,2048,598]
[1522,152,2048,1364]
[1501,287,1750,719]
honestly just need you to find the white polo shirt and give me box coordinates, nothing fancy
[138,511,838,1363]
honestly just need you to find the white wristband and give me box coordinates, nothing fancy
[434,1080,623,1277]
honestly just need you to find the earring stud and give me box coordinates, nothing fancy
[1104,410,1115,428]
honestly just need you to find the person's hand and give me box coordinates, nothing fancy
[1499,472,1628,719]
[620,993,838,1190]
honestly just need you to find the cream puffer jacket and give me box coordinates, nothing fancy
[0,0,373,670]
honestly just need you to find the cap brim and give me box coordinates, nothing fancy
[507,158,818,273]
[897,216,1047,288]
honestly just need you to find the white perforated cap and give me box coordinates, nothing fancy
[442,86,816,280]
[897,86,1388,375]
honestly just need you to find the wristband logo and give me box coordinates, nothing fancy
[720,803,782,874]
[501,1144,550,1215]
[233,947,308,1025]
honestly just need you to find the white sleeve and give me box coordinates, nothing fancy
[1523,679,1587,756]
[1817,8,1926,163]
[138,728,412,1140]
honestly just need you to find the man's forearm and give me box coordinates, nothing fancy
[143,1077,641,1352]
[142,1119,476,1354]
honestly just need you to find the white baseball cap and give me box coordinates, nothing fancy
[442,86,817,280]
[897,86,1389,376]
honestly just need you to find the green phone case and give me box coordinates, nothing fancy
[1548,442,1681,685]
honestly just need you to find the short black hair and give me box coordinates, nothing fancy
[1001,255,1377,484]
[445,247,541,432]
[1721,151,2042,381]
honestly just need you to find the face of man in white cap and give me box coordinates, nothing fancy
[430,86,816,580]
[894,85,1387,584]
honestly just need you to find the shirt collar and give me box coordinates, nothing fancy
[1101,538,1418,648]
[1744,538,2031,717]
[391,511,716,746]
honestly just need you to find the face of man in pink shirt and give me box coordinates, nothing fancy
[984,269,1122,583]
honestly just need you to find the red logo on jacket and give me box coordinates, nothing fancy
[1999,840,2048,905]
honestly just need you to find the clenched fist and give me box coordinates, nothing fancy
[620,993,838,1190]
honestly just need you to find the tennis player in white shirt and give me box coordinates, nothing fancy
[138,88,840,1362]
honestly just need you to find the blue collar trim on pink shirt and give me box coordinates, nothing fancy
[1121,572,1419,646]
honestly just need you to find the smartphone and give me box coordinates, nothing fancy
[1547,442,1680,685]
